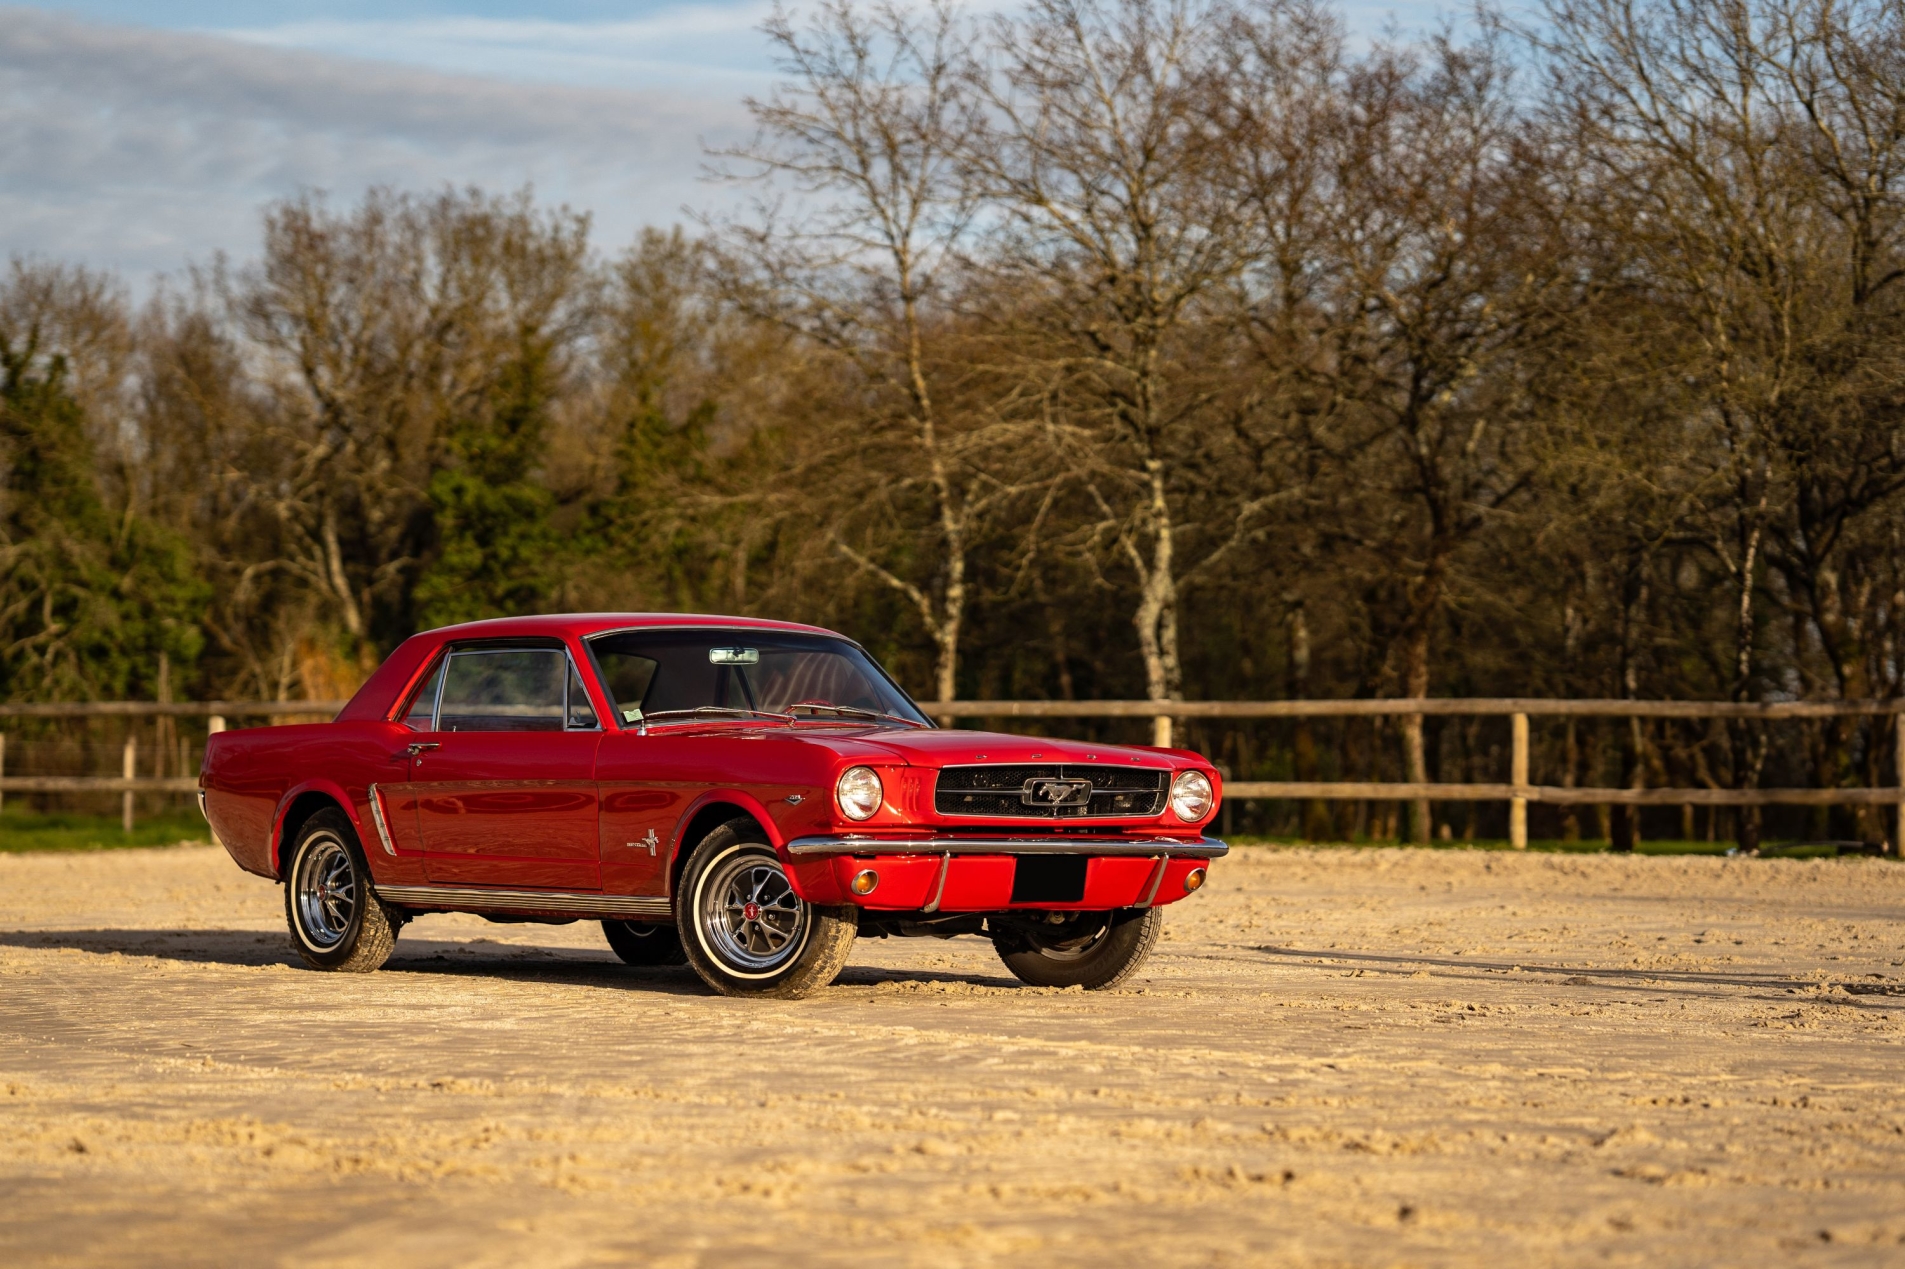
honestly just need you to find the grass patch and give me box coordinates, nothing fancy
[0,809,213,853]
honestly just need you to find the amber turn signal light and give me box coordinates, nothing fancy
[1183,867,1207,894]
[850,869,880,896]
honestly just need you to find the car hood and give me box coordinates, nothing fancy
[793,726,1197,770]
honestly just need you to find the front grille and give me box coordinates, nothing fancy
[934,764,1168,819]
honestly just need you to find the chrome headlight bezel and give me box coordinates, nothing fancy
[1169,769,1214,822]
[835,765,885,820]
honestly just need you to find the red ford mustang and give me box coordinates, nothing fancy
[200,614,1226,997]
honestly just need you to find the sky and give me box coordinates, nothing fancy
[2,1,1447,284]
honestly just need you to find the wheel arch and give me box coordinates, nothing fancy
[668,794,776,898]
[272,782,366,880]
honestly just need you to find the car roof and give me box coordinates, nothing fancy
[419,613,845,642]
[335,613,852,722]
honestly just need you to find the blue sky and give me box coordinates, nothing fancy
[4,1,1448,282]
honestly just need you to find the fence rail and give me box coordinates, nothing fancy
[0,701,347,719]
[937,698,1905,719]
[3,697,1901,847]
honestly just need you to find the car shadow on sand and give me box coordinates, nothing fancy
[0,928,1025,994]
[834,964,1025,990]
[0,927,690,988]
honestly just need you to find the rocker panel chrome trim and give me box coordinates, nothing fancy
[375,884,672,920]
[786,834,1226,858]
[365,784,398,856]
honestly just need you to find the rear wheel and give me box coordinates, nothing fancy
[602,919,687,966]
[677,819,855,998]
[990,908,1162,990]
[284,808,400,972]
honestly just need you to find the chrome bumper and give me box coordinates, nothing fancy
[784,834,1228,858]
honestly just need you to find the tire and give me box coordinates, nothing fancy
[283,807,400,972]
[676,819,856,998]
[990,907,1162,990]
[603,919,688,967]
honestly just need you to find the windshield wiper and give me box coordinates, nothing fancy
[639,706,795,724]
[786,703,929,728]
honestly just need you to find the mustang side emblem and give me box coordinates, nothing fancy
[627,828,660,856]
[1021,776,1093,808]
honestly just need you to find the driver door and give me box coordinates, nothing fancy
[413,644,604,891]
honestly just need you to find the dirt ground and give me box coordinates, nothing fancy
[2,845,1903,1267]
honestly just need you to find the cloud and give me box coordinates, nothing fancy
[0,7,755,280]
[211,5,784,90]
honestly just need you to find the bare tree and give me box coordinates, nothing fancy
[1532,0,1905,844]
[234,187,592,667]
[968,0,1269,741]
[711,0,1032,708]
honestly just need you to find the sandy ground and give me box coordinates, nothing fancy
[1,846,1903,1267]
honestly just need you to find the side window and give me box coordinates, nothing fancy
[437,649,566,733]
[566,660,599,730]
[400,657,446,731]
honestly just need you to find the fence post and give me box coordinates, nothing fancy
[121,733,136,834]
[1896,713,1904,858]
[1153,713,1172,748]
[0,730,6,815]
[208,715,226,738]
[1510,712,1529,850]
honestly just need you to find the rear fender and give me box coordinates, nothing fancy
[271,779,374,879]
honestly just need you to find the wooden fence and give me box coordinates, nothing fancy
[3,697,1901,847]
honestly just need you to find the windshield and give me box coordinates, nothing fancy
[585,629,931,729]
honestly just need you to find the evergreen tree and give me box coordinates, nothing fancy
[0,335,205,699]
[412,345,561,627]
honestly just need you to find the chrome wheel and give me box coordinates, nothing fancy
[697,848,808,974]
[294,834,357,950]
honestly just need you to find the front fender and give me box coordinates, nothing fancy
[665,788,791,896]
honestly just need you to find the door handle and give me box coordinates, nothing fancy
[405,741,442,757]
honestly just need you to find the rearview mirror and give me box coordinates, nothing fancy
[708,647,760,666]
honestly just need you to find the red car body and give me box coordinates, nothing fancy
[201,615,1225,979]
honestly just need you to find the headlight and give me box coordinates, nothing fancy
[1169,770,1214,821]
[835,766,884,820]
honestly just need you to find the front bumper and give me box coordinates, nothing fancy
[782,834,1226,912]
[784,834,1228,858]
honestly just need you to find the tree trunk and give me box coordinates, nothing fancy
[1133,459,1181,746]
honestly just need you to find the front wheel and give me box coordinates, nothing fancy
[284,808,400,972]
[677,820,855,998]
[990,908,1162,990]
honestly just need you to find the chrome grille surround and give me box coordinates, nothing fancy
[934,764,1168,819]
